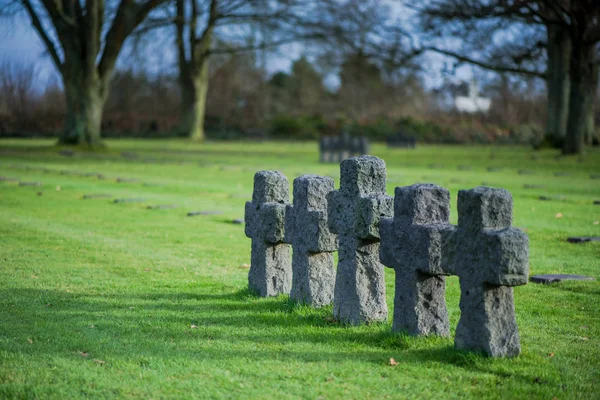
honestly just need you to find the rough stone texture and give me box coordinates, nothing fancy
[530,274,595,284]
[285,175,338,307]
[379,184,453,336]
[442,187,529,357]
[245,170,292,297]
[328,156,392,325]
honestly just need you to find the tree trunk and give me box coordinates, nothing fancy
[545,24,571,141]
[584,62,598,145]
[180,58,210,141]
[563,41,596,154]
[58,71,106,148]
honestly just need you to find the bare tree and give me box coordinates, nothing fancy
[416,0,600,154]
[7,0,167,147]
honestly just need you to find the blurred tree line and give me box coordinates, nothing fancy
[0,0,598,154]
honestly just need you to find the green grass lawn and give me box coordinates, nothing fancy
[1,139,599,399]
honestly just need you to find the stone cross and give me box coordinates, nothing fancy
[442,187,529,357]
[245,170,292,297]
[380,184,453,336]
[285,175,338,307]
[327,156,393,325]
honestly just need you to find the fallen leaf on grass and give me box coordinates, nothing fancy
[56,186,61,191]
[388,358,398,366]
[93,359,106,365]
[548,352,554,357]
[239,263,250,269]
[30,275,38,279]
[555,213,563,218]
[190,325,198,329]
[27,338,33,344]
[79,352,89,357]
[580,326,588,330]
[44,303,52,307]
[579,337,589,341]
[326,377,334,382]
[594,221,599,225]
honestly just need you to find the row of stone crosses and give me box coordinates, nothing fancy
[245,156,529,358]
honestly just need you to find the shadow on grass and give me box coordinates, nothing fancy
[0,286,545,387]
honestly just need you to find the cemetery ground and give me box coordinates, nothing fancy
[0,139,599,399]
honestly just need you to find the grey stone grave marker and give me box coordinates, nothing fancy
[442,187,529,357]
[187,211,223,217]
[19,182,42,187]
[147,204,177,210]
[327,156,392,325]
[113,198,146,203]
[285,175,338,307]
[530,274,594,284]
[380,184,453,336]
[83,194,113,199]
[567,237,600,243]
[244,171,292,297]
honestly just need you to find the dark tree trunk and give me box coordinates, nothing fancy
[546,24,571,141]
[563,41,596,154]
[179,58,209,141]
[584,62,598,144]
[59,73,106,148]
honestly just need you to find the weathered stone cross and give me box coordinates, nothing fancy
[327,156,392,325]
[380,184,453,336]
[442,187,529,357]
[285,175,338,307]
[244,170,292,297]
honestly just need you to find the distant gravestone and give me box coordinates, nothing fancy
[113,198,146,203]
[319,132,369,164]
[0,176,19,182]
[442,187,529,357]
[380,184,453,336]
[83,194,113,199]
[116,178,138,183]
[567,237,600,243]
[187,211,223,217]
[285,175,338,307]
[530,274,594,284]
[19,182,42,187]
[244,171,291,297]
[486,167,502,172]
[147,204,177,210]
[327,156,392,325]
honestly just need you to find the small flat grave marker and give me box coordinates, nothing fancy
[458,165,472,171]
[113,198,146,204]
[594,200,600,205]
[0,176,19,182]
[518,170,535,175]
[116,178,138,183]
[567,237,600,243]
[147,204,177,210]
[524,184,544,189]
[530,274,594,284]
[591,174,600,180]
[19,182,42,187]
[539,195,566,201]
[487,167,502,172]
[428,163,445,169]
[231,218,244,224]
[187,211,223,217]
[554,172,572,177]
[59,149,75,157]
[83,194,113,199]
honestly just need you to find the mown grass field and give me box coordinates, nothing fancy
[1,139,599,399]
